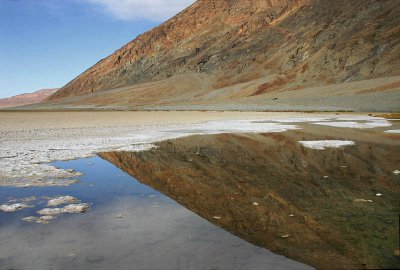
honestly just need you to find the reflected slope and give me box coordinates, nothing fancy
[101,127,400,269]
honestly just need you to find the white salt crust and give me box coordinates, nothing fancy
[0,119,300,187]
[38,203,90,216]
[299,140,356,150]
[0,203,32,212]
[313,120,392,129]
[0,115,389,187]
[384,129,400,134]
[47,196,79,207]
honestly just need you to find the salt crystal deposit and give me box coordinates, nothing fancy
[299,140,355,150]
[0,203,32,212]
[0,113,391,188]
[47,196,79,207]
[384,129,400,134]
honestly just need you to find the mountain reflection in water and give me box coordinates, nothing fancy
[101,129,400,269]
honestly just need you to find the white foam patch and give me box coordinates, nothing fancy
[299,140,355,150]
[313,120,392,129]
[384,129,400,134]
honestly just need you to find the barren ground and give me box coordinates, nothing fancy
[0,111,396,188]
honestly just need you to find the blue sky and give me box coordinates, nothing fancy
[0,0,195,98]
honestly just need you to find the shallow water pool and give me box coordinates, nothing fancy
[0,156,310,270]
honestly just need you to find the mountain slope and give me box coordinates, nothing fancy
[45,0,400,111]
[0,89,58,108]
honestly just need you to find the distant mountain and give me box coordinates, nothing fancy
[45,0,400,111]
[0,89,58,108]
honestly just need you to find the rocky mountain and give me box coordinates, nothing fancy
[45,0,400,111]
[0,89,58,108]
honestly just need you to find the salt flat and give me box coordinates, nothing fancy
[0,111,394,187]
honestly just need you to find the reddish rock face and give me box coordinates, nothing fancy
[47,0,400,106]
[0,89,58,108]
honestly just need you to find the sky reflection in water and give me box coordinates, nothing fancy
[0,156,310,270]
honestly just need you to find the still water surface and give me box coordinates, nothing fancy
[0,156,310,270]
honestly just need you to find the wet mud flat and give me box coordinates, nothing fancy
[100,124,400,269]
[0,157,311,270]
